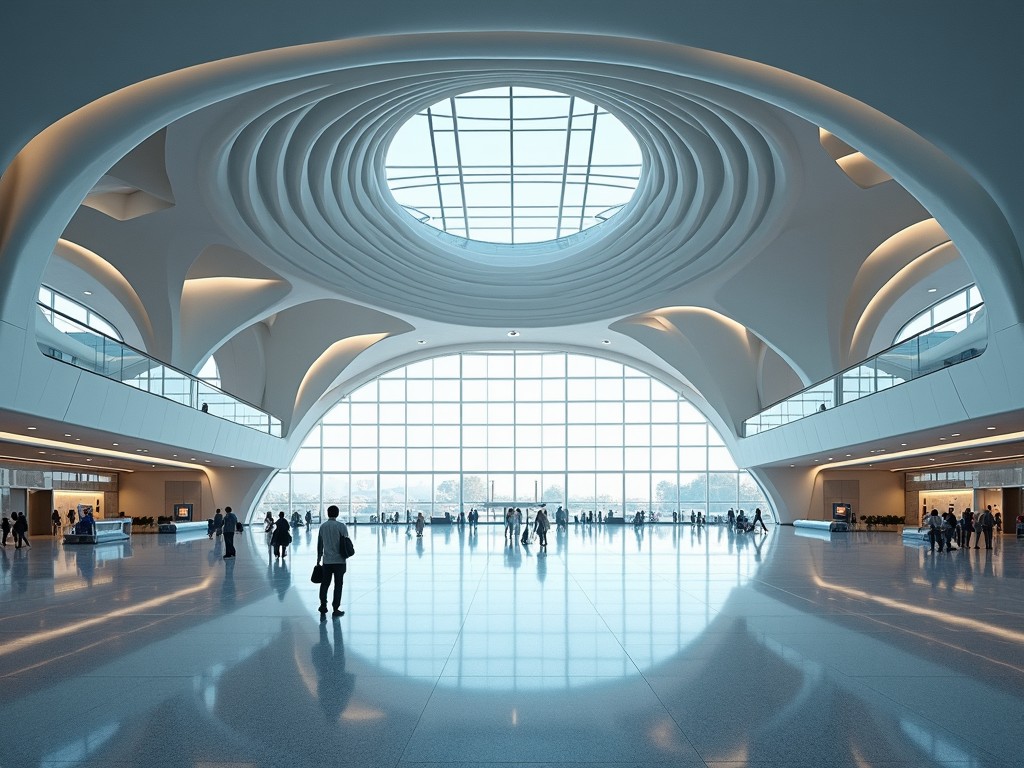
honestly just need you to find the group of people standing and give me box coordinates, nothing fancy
[1,513,30,548]
[208,507,239,558]
[926,506,999,552]
[503,506,550,547]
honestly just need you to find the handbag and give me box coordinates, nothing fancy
[311,564,323,583]
[341,535,355,558]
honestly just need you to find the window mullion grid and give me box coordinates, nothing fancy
[556,96,574,239]
[449,97,471,237]
[508,86,515,245]
[578,104,600,232]
[425,107,447,233]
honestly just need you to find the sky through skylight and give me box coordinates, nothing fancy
[385,87,643,246]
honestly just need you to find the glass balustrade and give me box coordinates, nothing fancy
[36,304,282,437]
[744,303,985,436]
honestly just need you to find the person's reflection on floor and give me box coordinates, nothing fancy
[415,535,424,559]
[311,619,355,722]
[11,548,27,594]
[504,541,522,570]
[75,546,96,586]
[221,558,236,607]
[271,558,291,601]
[0,545,10,586]
[536,548,547,583]
[208,535,222,567]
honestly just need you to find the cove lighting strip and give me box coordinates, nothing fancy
[0,431,208,472]
[818,430,1024,471]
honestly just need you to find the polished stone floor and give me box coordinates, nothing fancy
[0,522,1021,767]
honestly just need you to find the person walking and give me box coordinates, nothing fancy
[213,508,224,537]
[978,505,996,550]
[1,515,10,546]
[535,506,550,548]
[504,507,514,543]
[926,509,945,552]
[14,512,30,549]
[51,509,62,536]
[752,508,768,533]
[942,511,958,551]
[415,511,425,537]
[514,507,522,544]
[316,505,350,618]
[222,506,238,559]
[271,511,292,558]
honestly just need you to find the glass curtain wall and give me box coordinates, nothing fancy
[257,352,768,522]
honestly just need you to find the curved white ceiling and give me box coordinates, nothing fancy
[198,62,792,326]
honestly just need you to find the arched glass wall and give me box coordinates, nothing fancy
[258,352,768,522]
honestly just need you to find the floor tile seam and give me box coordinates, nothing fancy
[634,664,710,768]
[561,565,647,680]
[395,555,495,764]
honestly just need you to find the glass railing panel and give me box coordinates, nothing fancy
[743,302,986,437]
[37,304,281,438]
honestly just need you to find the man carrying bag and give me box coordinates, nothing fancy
[316,505,351,618]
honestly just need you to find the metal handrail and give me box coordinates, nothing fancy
[37,303,282,437]
[743,301,985,436]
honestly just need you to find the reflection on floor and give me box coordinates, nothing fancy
[0,523,1020,767]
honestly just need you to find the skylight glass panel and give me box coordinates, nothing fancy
[386,87,642,246]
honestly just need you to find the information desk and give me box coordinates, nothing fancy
[793,519,849,532]
[158,521,209,534]
[901,526,931,542]
[63,518,132,545]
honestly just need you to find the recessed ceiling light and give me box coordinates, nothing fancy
[64,433,71,437]
[136,449,143,452]
[86,458,92,462]
[789,464,795,467]
[939,437,946,441]
[204,460,211,463]
[112,443,118,446]
[230,465,235,468]
[845,454,851,457]
[75,438,81,441]
[172,454,177,457]
[83,290,93,296]
[190,458,196,461]
[38,451,46,454]
[27,426,37,431]
[900,443,907,446]
[951,433,960,437]
[417,340,427,345]
[984,450,993,453]
[828,457,833,461]
[986,426,996,430]
[601,339,611,345]
[927,288,937,293]
[929,458,936,461]
[507,330,519,337]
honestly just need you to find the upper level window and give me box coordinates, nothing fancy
[385,87,642,246]
[895,285,983,343]
[197,357,221,389]
[37,285,122,341]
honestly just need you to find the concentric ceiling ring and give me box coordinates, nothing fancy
[200,60,793,326]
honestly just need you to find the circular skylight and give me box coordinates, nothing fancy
[385,86,642,246]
